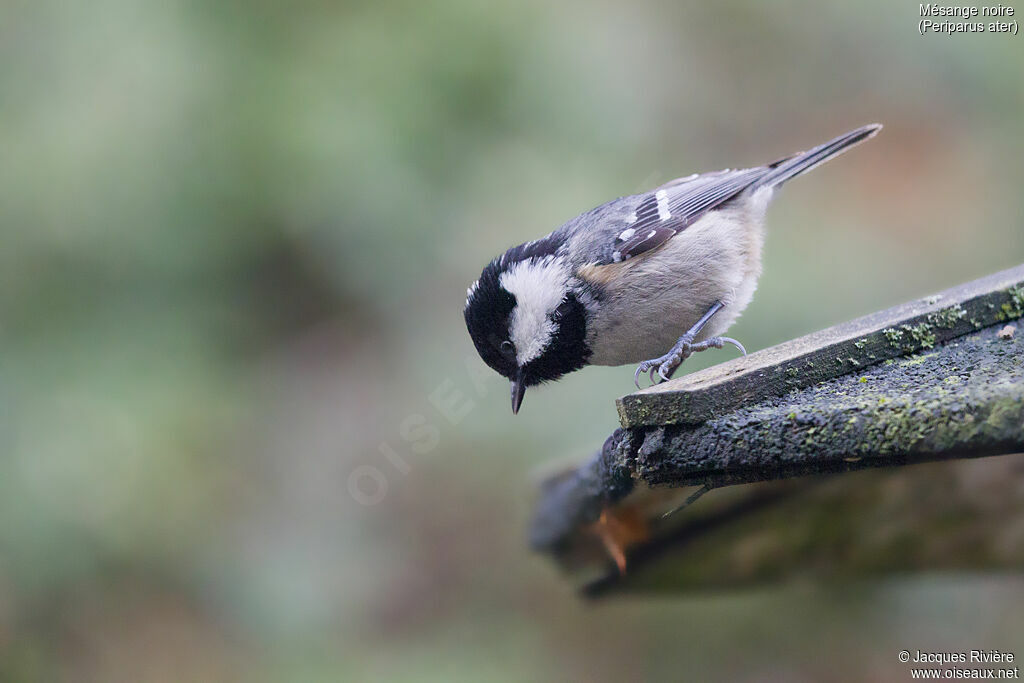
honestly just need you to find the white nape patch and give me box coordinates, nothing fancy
[499,257,570,365]
[655,189,671,220]
[618,228,636,241]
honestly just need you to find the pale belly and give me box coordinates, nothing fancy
[583,203,766,366]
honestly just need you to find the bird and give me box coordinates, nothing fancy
[464,124,881,414]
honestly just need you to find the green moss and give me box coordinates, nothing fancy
[994,285,1024,322]
[927,303,967,328]
[619,399,653,426]
[1009,285,1024,315]
[878,305,966,354]
[899,322,937,350]
[986,397,1023,431]
[883,327,903,347]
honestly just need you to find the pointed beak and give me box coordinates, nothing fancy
[510,370,527,415]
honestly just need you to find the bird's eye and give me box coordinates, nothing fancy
[499,340,515,357]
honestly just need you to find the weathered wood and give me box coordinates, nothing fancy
[530,265,1024,593]
[617,264,1024,428]
[581,455,1024,597]
[532,322,1024,555]
[632,324,1024,488]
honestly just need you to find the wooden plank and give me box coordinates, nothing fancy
[617,263,1024,428]
[531,320,1024,560]
[630,324,1024,488]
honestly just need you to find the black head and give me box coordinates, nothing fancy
[464,249,591,414]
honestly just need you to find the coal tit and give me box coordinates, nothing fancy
[465,125,881,413]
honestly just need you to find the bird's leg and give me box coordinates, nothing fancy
[633,301,747,388]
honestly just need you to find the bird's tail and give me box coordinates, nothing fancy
[754,124,882,190]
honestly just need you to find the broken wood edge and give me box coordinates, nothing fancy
[529,430,637,552]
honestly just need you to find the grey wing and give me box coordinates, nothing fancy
[604,166,769,263]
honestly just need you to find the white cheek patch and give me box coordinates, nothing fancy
[499,257,570,365]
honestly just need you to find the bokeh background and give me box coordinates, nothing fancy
[3,1,1024,680]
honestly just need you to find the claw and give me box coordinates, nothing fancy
[720,336,747,356]
[630,303,746,390]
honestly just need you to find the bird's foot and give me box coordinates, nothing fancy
[633,335,747,388]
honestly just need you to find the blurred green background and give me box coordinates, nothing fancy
[3,0,1023,680]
